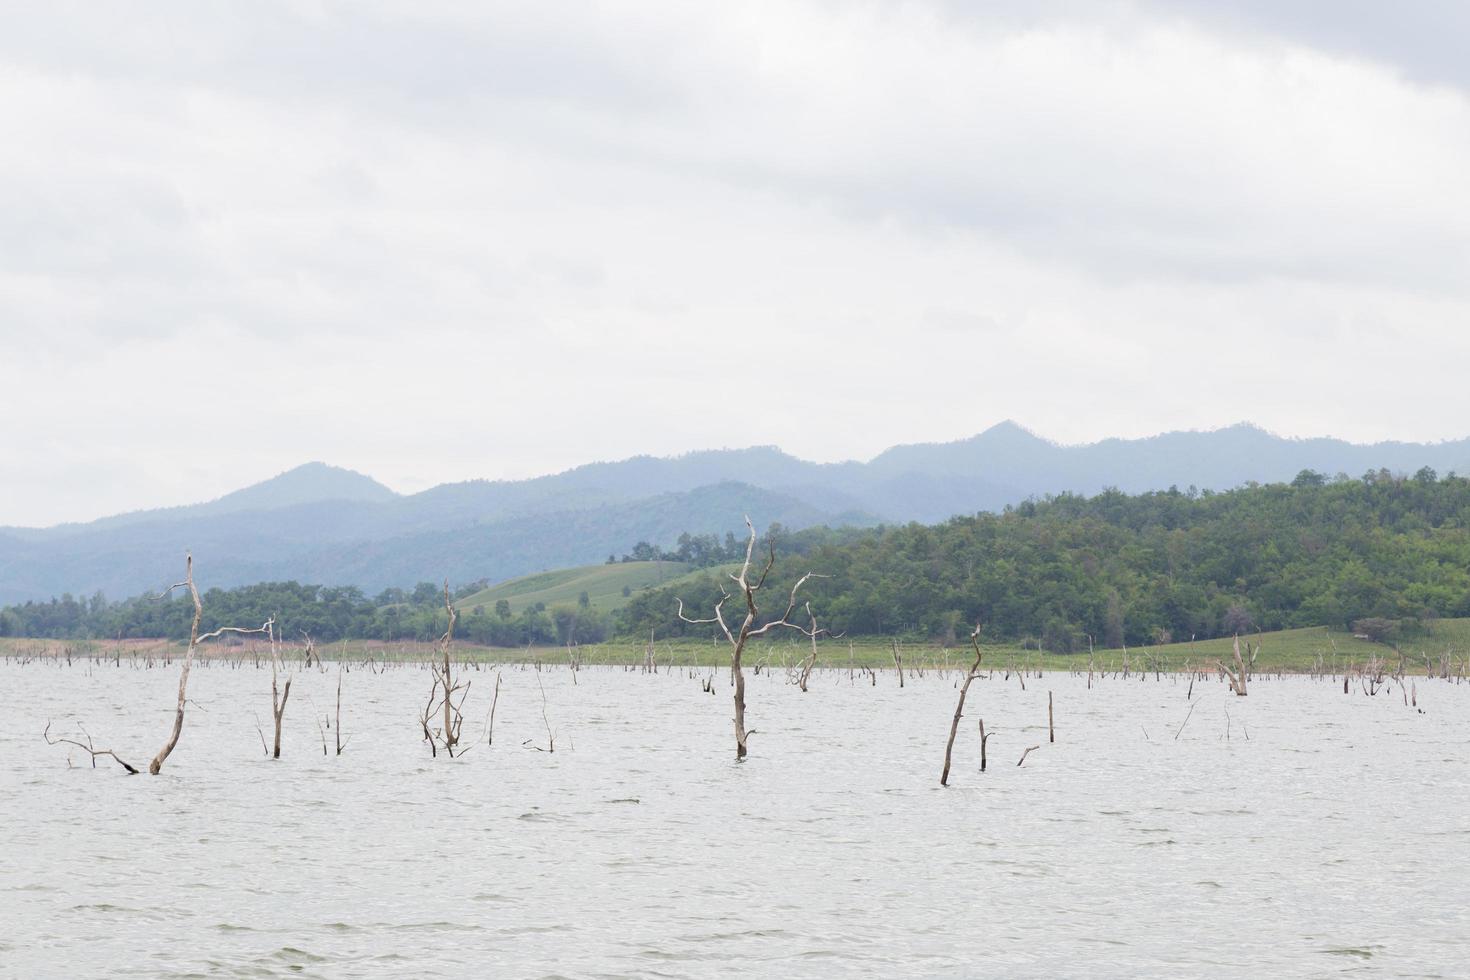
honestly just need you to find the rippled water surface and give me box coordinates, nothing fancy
[4,659,1469,978]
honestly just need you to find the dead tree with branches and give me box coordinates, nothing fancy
[150,556,273,773]
[44,554,271,774]
[941,625,985,786]
[677,516,826,760]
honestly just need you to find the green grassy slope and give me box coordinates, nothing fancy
[454,561,695,615]
[1111,621,1470,671]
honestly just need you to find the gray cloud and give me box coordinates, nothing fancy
[2,1,1468,525]
[1151,0,1470,92]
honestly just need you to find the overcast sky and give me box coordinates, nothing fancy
[3,1,1468,526]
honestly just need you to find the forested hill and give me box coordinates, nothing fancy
[7,468,1469,651]
[622,468,1470,649]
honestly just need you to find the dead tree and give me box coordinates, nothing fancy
[267,621,292,759]
[677,516,825,760]
[44,554,270,774]
[940,625,985,786]
[419,584,470,757]
[891,639,905,688]
[1217,634,1249,696]
[151,556,274,773]
[796,602,835,692]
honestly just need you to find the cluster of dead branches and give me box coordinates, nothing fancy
[420,583,471,757]
[1216,634,1255,696]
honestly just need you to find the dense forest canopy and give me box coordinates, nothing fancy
[4,468,1466,650]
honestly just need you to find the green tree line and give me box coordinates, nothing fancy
[621,468,1470,649]
[0,579,610,647]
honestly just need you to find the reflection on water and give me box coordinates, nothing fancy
[3,661,1468,978]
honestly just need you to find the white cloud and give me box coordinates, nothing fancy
[2,1,1468,525]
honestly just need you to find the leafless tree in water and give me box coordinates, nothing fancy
[940,625,984,786]
[676,516,825,760]
[267,621,292,759]
[43,554,271,774]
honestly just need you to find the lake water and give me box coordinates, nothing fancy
[3,659,1468,978]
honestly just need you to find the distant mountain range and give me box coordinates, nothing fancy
[3,421,1469,604]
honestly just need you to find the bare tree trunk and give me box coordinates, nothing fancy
[149,557,205,774]
[269,623,292,759]
[940,626,984,786]
[334,663,346,755]
[1048,690,1055,743]
[892,639,905,688]
[797,603,824,693]
[978,718,989,772]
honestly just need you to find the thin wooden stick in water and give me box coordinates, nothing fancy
[1174,699,1199,740]
[481,672,502,745]
[334,664,347,756]
[1017,745,1040,767]
[1048,690,1054,743]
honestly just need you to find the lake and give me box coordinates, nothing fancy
[3,659,1467,978]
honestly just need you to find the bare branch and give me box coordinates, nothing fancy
[44,720,139,774]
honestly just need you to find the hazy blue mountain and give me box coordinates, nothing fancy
[5,422,1470,603]
[3,463,398,541]
[0,481,861,603]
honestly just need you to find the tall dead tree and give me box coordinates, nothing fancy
[267,621,292,759]
[677,516,825,760]
[940,625,984,786]
[420,584,470,757]
[150,555,273,773]
[46,554,270,774]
